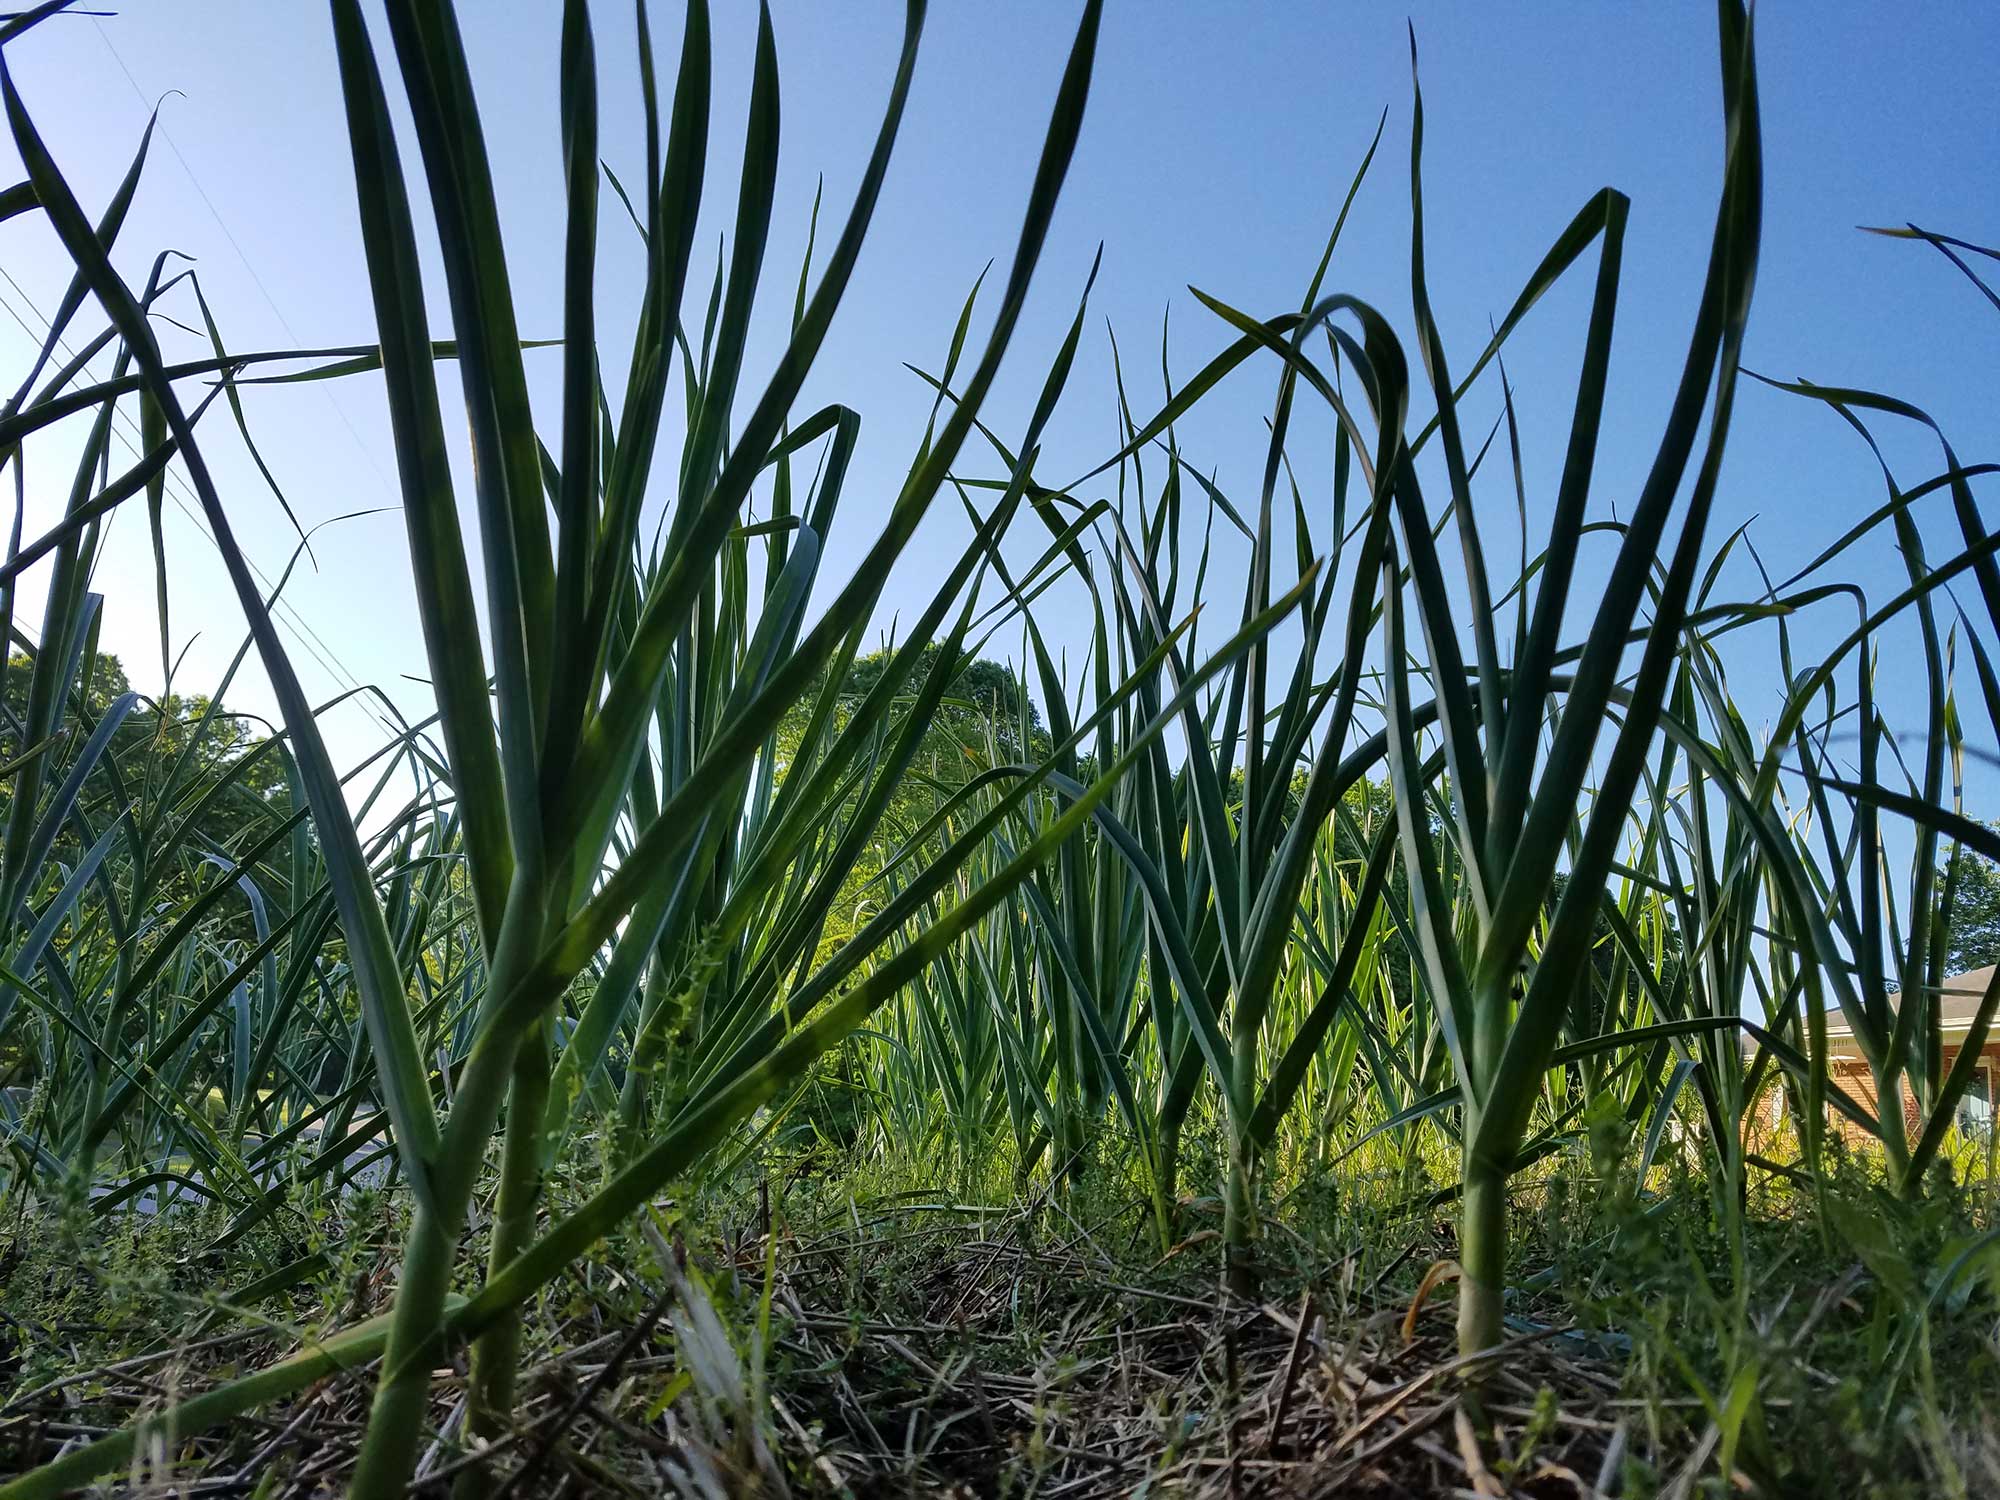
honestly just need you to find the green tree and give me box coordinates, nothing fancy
[775,645,1040,960]
[2,651,292,857]
[1941,826,2000,974]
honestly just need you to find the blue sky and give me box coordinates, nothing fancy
[1,2,1996,829]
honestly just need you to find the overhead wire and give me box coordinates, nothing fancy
[0,264,405,744]
[0,15,435,747]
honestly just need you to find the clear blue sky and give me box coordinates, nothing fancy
[1,2,1995,827]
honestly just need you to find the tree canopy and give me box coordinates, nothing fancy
[1942,827,2000,975]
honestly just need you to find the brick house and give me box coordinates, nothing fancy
[1754,965,2000,1142]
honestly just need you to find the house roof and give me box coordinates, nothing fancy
[1819,964,1998,1041]
[1737,965,1999,1056]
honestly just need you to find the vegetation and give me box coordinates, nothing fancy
[1941,826,2000,974]
[0,0,1996,1495]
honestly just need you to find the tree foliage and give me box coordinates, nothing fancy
[1942,826,2000,975]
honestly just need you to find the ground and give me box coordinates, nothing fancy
[2,1140,1998,1497]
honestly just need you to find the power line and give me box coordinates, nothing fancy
[0,266,405,744]
[0,268,380,720]
[1,15,420,747]
[81,15,461,755]
[90,16,396,499]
